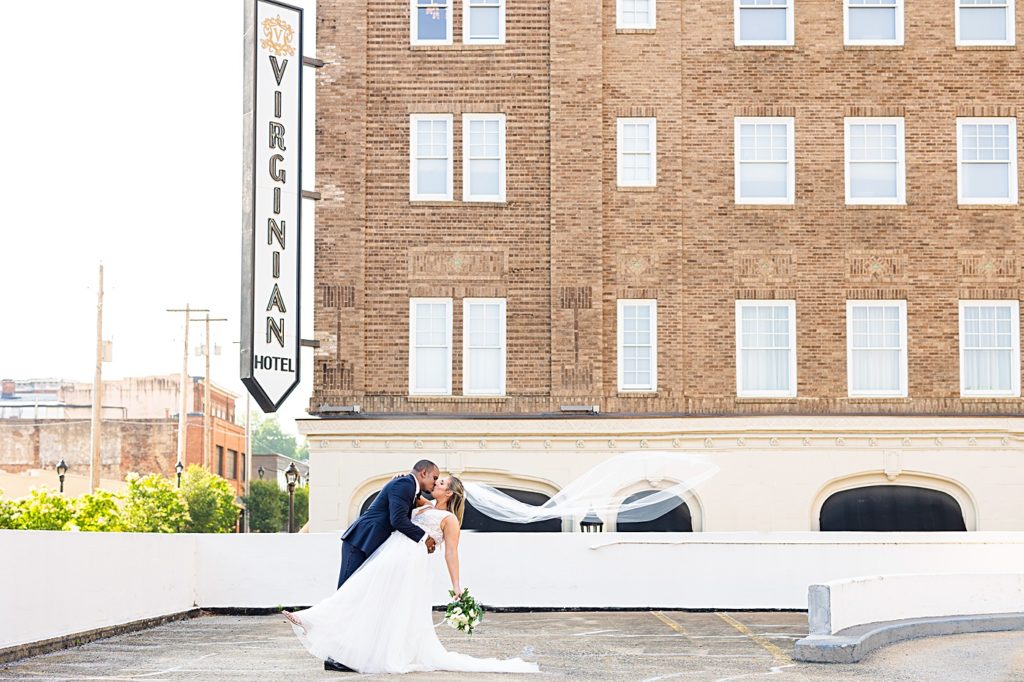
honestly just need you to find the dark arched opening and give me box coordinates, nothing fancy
[819,485,967,531]
[360,491,380,516]
[462,488,562,532]
[616,490,693,532]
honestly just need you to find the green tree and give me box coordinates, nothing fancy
[252,415,308,461]
[290,484,309,531]
[122,473,189,533]
[68,489,124,532]
[243,479,285,532]
[180,465,238,533]
[14,488,74,530]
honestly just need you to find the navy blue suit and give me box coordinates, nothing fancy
[337,474,425,588]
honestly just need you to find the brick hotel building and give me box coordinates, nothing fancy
[298,0,1024,533]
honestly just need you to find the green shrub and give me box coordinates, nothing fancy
[243,479,285,532]
[121,473,189,533]
[68,489,124,532]
[180,465,238,533]
[0,492,19,529]
[14,488,74,530]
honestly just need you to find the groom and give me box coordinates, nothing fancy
[324,459,440,672]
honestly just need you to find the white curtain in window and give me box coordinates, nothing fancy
[848,0,898,40]
[959,0,1009,41]
[963,304,1014,392]
[738,0,788,42]
[465,301,503,393]
[961,122,1012,199]
[414,302,449,392]
[850,304,902,392]
[739,304,792,392]
[415,118,449,196]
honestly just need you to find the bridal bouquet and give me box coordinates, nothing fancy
[444,588,484,635]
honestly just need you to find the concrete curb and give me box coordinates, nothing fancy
[0,609,201,665]
[794,612,1024,663]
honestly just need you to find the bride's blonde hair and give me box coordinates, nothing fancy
[446,476,466,525]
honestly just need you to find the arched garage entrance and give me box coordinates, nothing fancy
[615,490,693,532]
[819,485,967,531]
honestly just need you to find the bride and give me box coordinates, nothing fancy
[285,475,538,674]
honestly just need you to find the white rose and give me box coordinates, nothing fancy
[469,609,476,617]
[452,607,462,615]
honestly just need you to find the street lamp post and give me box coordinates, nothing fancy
[258,466,265,480]
[285,463,300,533]
[175,460,184,488]
[56,459,68,494]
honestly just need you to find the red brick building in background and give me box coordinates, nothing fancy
[0,376,247,496]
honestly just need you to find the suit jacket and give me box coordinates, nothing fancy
[341,474,425,554]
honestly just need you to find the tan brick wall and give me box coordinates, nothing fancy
[313,0,1024,417]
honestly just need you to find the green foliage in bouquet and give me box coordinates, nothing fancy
[121,473,189,533]
[444,588,484,635]
[180,465,239,533]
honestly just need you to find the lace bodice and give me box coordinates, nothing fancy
[412,507,454,545]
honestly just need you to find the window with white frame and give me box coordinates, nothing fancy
[617,118,657,187]
[464,0,505,43]
[409,298,452,395]
[410,114,453,201]
[411,0,452,45]
[957,118,1018,204]
[618,300,657,391]
[735,117,794,204]
[957,0,1015,45]
[736,300,797,397]
[463,298,506,395]
[845,0,903,45]
[617,0,656,29]
[463,114,506,202]
[959,301,1021,396]
[847,300,908,397]
[735,0,793,45]
[845,117,905,204]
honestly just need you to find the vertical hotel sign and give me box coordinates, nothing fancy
[241,0,303,412]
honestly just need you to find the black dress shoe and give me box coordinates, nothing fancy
[324,659,354,672]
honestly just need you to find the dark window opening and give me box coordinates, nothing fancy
[616,490,693,532]
[819,485,967,532]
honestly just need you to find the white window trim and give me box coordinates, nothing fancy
[957,117,1019,205]
[617,299,658,392]
[734,116,795,205]
[409,114,454,201]
[463,0,506,44]
[409,297,453,396]
[958,300,1021,397]
[616,0,657,29]
[844,0,904,46]
[735,300,798,398]
[410,0,453,45]
[462,298,507,396]
[955,0,1016,46]
[462,113,507,202]
[846,299,909,398]
[844,117,906,206]
[617,117,658,188]
[734,0,795,46]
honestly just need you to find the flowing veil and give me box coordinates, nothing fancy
[463,451,719,524]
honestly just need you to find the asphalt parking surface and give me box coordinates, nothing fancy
[2,612,1023,681]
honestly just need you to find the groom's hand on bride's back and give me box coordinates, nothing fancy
[425,537,436,553]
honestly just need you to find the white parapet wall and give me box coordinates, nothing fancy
[810,572,1024,636]
[5,530,1024,652]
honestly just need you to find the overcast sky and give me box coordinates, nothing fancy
[6,1,317,435]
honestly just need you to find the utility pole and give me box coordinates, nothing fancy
[89,264,104,492]
[167,304,208,475]
[192,313,226,470]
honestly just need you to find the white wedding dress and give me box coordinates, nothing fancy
[290,507,539,674]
